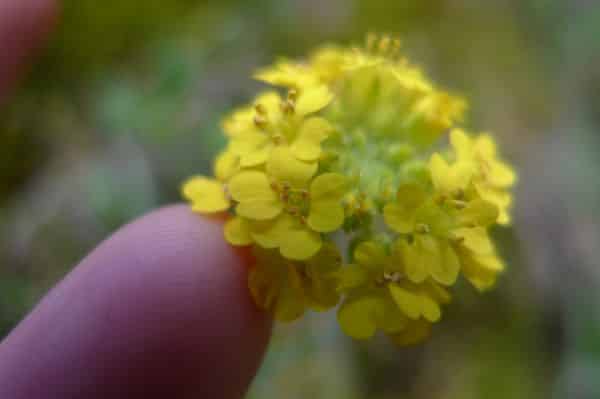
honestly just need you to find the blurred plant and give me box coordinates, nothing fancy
[182,35,516,344]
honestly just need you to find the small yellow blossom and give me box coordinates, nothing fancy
[227,167,347,260]
[182,34,517,345]
[181,152,238,213]
[336,241,451,339]
[450,129,517,224]
[249,244,342,321]
[384,184,460,285]
[254,61,321,89]
[228,87,333,168]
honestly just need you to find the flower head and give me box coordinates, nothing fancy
[182,35,517,345]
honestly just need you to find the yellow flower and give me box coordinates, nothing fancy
[336,241,450,340]
[453,227,505,291]
[228,87,334,168]
[227,164,347,260]
[413,91,467,131]
[221,91,282,138]
[182,35,516,344]
[254,61,321,89]
[248,244,342,321]
[309,46,349,84]
[450,129,517,225]
[428,153,472,198]
[383,184,460,285]
[384,181,499,286]
[181,151,238,213]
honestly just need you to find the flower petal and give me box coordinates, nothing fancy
[279,227,322,260]
[429,153,472,195]
[229,132,268,156]
[450,128,473,159]
[182,176,230,213]
[453,227,494,255]
[398,240,428,283]
[354,241,387,270]
[420,294,441,322]
[429,242,459,286]
[337,294,381,339]
[310,173,348,201]
[384,203,415,234]
[295,85,333,116]
[266,146,318,187]
[240,146,271,168]
[388,283,421,320]
[308,200,344,233]
[215,150,239,181]
[224,217,253,246]
[456,199,499,227]
[236,200,282,220]
[228,171,273,202]
[291,117,333,161]
[274,264,306,322]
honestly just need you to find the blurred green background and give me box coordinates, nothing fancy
[2,0,600,397]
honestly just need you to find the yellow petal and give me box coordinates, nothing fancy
[310,173,347,201]
[182,176,230,213]
[424,282,453,304]
[266,146,317,187]
[279,227,322,260]
[420,294,441,322]
[429,242,460,286]
[354,241,387,269]
[307,200,345,233]
[228,171,282,220]
[450,128,473,160]
[461,253,501,291]
[454,227,494,255]
[291,117,333,161]
[456,199,499,227]
[337,294,380,339]
[228,171,273,202]
[397,240,428,283]
[224,217,253,246]
[375,297,410,334]
[236,200,282,220]
[249,215,294,249]
[240,146,271,168]
[388,283,421,320]
[429,153,472,194]
[229,132,268,156]
[488,160,517,188]
[214,151,239,182]
[336,266,371,292]
[429,153,450,190]
[274,264,307,322]
[384,203,415,234]
[295,85,333,116]
[254,62,318,88]
[475,134,497,159]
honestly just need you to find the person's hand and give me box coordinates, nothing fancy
[0,2,271,398]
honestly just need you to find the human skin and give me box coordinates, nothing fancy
[0,2,272,397]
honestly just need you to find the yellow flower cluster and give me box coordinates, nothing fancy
[182,35,516,345]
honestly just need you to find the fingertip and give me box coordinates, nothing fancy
[0,204,271,398]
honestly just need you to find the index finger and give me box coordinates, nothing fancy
[0,205,271,398]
